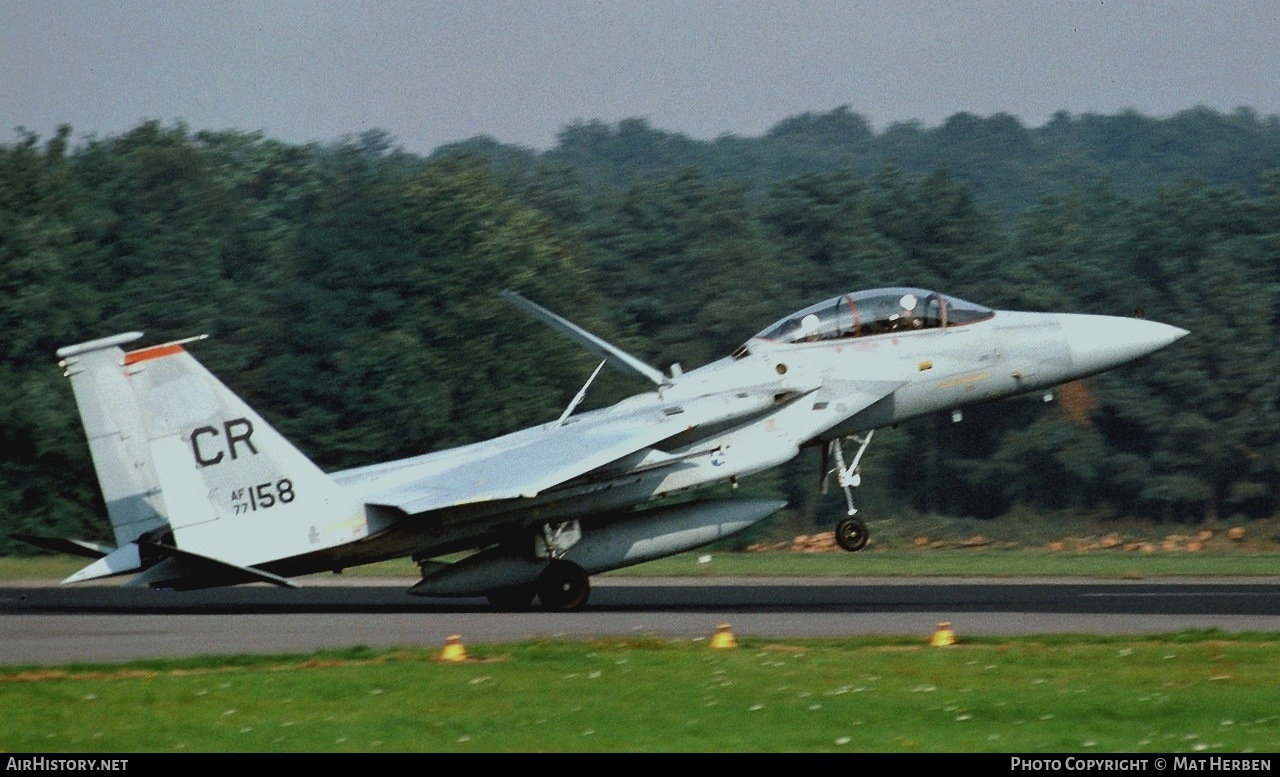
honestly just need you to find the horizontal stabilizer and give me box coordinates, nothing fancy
[10,534,114,560]
[126,542,301,591]
[63,543,143,584]
[502,290,669,386]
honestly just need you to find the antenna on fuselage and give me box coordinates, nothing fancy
[555,360,606,427]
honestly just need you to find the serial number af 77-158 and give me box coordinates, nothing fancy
[228,480,296,515]
[15,287,1186,609]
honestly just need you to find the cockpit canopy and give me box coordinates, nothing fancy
[752,287,994,345]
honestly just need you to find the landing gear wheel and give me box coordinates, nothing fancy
[537,559,591,611]
[835,516,869,552]
[486,584,536,610]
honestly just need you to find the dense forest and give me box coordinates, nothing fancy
[2,106,1279,554]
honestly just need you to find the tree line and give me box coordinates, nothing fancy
[2,108,1278,553]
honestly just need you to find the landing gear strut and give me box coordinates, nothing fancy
[826,431,874,552]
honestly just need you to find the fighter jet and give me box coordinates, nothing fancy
[17,287,1186,609]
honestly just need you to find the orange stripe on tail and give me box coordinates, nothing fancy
[123,343,186,365]
[121,334,208,365]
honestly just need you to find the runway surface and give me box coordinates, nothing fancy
[3,576,1279,666]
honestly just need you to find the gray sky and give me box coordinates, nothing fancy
[4,1,1279,155]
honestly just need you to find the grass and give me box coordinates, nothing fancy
[5,547,1279,584]
[7,509,1276,581]
[611,549,1280,578]
[2,635,1278,752]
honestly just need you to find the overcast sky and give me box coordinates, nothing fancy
[4,1,1279,155]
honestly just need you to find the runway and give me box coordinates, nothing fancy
[3,576,1278,666]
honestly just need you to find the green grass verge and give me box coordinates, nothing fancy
[4,549,1278,583]
[2,634,1278,752]
[609,549,1280,578]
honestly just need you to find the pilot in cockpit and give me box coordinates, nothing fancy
[796,313,822,342]
[888,293,922,331]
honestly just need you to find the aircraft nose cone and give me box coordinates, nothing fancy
[1058,314,1188,375]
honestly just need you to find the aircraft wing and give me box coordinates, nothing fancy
[361,385,789,516]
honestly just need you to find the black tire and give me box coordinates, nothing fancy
[835,516,869,552]
[537,559,591,610]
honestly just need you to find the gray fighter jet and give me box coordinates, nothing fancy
[19,287,1186,609]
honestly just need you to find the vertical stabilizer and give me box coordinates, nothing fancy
[57,332,160,548]
[56,333,368,580]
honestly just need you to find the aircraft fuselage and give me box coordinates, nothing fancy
[44,286,1186,607]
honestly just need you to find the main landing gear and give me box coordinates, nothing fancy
[485,520,592,611]
[483,557,590,611]
[826,431,873,552]
[534,520,590,610]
